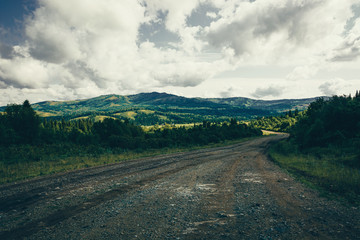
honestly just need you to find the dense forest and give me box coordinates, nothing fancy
[0,100,262,150]
[291,94,360,150]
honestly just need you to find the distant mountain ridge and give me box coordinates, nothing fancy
[0,92,324,125]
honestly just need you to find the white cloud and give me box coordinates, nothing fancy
[144,0,212,54]
[286,65,319,81]
[26,0,145,63]
[0,0,360,105]
[0,56,50,88]
[0,0,227,105]
[206,12,217,19]
[206,0,357,65]
[144,0,202,33]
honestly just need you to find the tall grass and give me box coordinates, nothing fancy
[0,137,258,185]
[269,140,360,205]
[0,150,167,184]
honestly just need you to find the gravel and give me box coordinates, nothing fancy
[0,135,359,239]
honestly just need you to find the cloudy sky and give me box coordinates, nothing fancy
[0,0,360,105]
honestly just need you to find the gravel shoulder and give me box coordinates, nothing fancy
[0,135,359,239]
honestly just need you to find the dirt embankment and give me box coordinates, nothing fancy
[0,135,359,239]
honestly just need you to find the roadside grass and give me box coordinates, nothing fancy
[269,140,360,205]
[0,136,261,185]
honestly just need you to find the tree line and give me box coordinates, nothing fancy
[291,92,360,149]
[0,100,262,150]
[249,109,302,132]
[268,92,360,203]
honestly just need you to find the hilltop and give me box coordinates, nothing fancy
[1,92,322,125]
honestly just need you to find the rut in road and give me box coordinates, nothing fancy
[0,135,359,240]
[0,145,241,212]
[0,139,265,239]
[0,151,235,239]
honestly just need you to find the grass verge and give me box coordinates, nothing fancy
[268,140,360,206]
[0,136,260,185]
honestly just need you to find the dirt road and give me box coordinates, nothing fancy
[0,135,359,239]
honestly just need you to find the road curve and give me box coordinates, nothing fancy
[0,135,359,239]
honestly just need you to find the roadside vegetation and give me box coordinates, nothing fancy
[269,92,360,205]
[249,109,303,132]
[2,92,360,206]
[0,102,262,184]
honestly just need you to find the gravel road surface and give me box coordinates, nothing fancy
[0,135,359,239]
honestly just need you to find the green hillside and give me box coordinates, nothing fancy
[206,96,325,112]
[0,92,321,125]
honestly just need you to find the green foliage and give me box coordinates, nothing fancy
[0,92,321,125]
[0,102,262,184]
[249,110,302,132]
[146,119,262,149]
[0,100,262,184]
[0,100,40,144]
[133,112,167,125]
[92,118,145,148]
[292,95,360,149]
[269,92,360,205]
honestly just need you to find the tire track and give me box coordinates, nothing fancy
[4,135,356,240]
[0,147,235,212]
[0,142,256,239]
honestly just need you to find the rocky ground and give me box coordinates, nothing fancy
[0,135,359,239]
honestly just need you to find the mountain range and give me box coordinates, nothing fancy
[1,92,323,125]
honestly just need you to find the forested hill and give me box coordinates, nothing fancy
[0,92,322,125]
[205,97,321,112]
